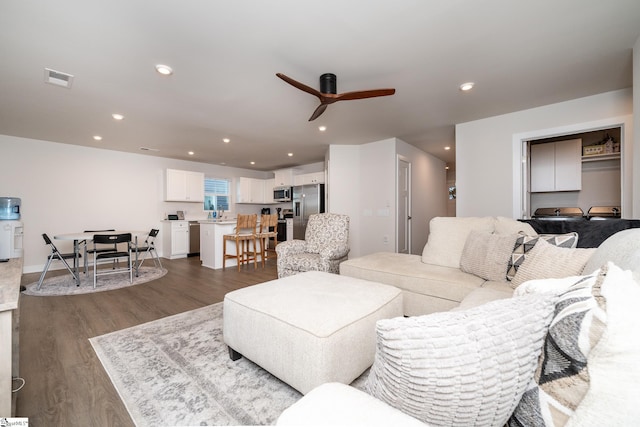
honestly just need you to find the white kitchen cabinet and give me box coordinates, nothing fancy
[273,168,295,186]
[162,220,189,259]
[294,171,325,186]
[165,169,204,202]
[530,139,582,192]
[237,177,265,203]
[264,178,275,203]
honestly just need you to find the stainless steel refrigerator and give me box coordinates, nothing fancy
[292,184,325,239]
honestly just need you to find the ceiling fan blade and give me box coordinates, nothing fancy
[336,88,396,101]
[276,73,322,99]
[308,104,329,121]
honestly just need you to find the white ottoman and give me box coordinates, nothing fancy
[223,271,403,394]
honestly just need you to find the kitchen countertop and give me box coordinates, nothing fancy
[0,258,22,312]
[199,220,236,225]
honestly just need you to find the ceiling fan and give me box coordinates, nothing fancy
[276,73,396,121]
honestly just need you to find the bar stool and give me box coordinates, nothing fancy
[258,214,279,267]
[223,214,258,271]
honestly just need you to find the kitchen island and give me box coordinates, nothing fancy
[199,220,240,269]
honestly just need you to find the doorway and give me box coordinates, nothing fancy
[397,156,411,253]
[512,115,631,219]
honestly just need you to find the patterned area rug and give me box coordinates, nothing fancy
[22,266,167,296]
[90,302,368,426]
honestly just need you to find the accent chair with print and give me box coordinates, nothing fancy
[275,213,350,278]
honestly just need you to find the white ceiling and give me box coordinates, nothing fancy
[1,1,639,171]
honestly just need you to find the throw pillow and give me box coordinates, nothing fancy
[565,262,640,426]
[366,293,557,427]
[514,274,595,297]
[494,216,537,236]
[460,230,519,282]
[508,268,607,427]
[421,216,495,268]
[507,232,579,281]
[510,239,595,288]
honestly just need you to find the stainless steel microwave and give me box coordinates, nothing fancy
[273,186,292,202]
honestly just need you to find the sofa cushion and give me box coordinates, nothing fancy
[421,216,495,268]
[509,269,606,427]
[455,285,513,311]
[495,216,537,235]
[341,252,485,302]
[507,232,579,281]
[582,228,640,278]
[511,239,595,288]
[366,293,557,427]
[460,230,519,282]
[276,382,427,426]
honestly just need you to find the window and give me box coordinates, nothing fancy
[204,178,230,211]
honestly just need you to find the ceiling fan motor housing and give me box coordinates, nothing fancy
[320,73,337,94]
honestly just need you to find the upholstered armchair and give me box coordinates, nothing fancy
[276,213,350,278]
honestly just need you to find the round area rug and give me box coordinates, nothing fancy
[23,267,168,296]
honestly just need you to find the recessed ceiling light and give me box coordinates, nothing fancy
[188,151,194,155]
[155,64,173,76]
[459,82,474,91]
[444,146,451,150]
[318,126,327,132]
[112,113,124,121]
[93,135,102,141]
[445,166,450,170]
[223,138,230,143]
[288,153,293,157]
[250,161,255,165]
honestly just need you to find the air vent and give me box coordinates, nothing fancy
[140,147,160,152]
[44,68,74,88]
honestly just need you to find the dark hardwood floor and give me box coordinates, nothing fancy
[17,256,278,427]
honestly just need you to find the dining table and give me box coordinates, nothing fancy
[53,230,148,285]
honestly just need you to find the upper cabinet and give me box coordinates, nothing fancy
[237,177,266,203]
[264,178,275,203]
[294,171,325,186]
[273,168,294,187]
[530,139,582,192]
[165,169,204,202]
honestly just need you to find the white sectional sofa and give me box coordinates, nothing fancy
[339,216,539,315]
[277,218,640,426]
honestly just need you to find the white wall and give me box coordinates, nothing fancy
[0,135,270,272]
[634,35,640,215]
[456,89,635,218]
[326,145,363,256]
[328,138,446,258]
[358,139,396,255]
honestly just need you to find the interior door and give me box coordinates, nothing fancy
[397,157,411,254]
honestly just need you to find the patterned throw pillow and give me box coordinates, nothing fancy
[508,267,608,427]
[366,293,557,427]
[510,239,595,288]
[507,232,579,281]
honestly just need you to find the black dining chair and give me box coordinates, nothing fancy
[130,229,162,276]
[83,229,116,274]
[37,234,80,290]
[92,233,133,288]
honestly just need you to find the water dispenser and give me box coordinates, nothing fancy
[0,197,21,220]
[0,197,23,260]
